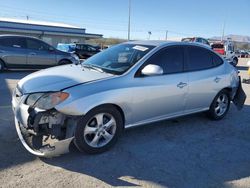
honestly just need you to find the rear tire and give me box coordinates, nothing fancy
[74,106,123,154]
[207,90,230,120]
[232,57,238,67]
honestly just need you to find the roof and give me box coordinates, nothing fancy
[126,40,174,46]
[0,17,79,28]
[0,17,102,38]
[126,40,212,50]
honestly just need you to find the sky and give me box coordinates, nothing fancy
[0,0,249,40]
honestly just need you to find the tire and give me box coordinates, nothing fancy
[74,106,123,154]
[207,90,230,120]
[58,59,72,65]
[0,60,5,72]
[232,57,238,67]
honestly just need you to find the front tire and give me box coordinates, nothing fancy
[74,106,123,154]
[207,90,230,120]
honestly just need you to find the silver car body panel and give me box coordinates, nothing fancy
[12,41,240,157]
[18,64,113,93]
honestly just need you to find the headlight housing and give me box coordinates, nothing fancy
[71,54,80,62]
[26,92,69,110]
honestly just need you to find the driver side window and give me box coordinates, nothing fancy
[144,46,184,74]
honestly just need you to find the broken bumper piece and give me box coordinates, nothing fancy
[15,118,73,157]
[14,107,76,158]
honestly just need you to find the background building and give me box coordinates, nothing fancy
[0,18,102,47]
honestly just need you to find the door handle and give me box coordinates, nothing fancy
[214,77,221,83]
[177,82,187,88]
[29,52,36,56]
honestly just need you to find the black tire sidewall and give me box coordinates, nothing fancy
[208,90,230,120]
[233,58,238,66]
[74,106,123,154]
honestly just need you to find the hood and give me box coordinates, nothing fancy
[18,64,113,94]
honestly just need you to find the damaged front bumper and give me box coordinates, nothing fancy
[12,94,77,157]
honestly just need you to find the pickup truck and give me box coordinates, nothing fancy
[211,41,238,66]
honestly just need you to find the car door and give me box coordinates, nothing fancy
[131,46,189,124]
[184,46,226,113]
[0,37,27,67]
[26,38,56,66]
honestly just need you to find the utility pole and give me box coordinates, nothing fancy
[165,30,168,40]
[221,20,226,41]
[128,0,131,41]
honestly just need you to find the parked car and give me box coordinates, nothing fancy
[211,41,238,66]
[0,35,79,71]
[57,43,76,53]
[12,41,245,157]
[239,50,249,58]
[181,37,210,47]
[74,43,101,59]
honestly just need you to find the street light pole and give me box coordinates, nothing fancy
[165,30,168,40]
[128,0,131,41]
[148,31,152,40]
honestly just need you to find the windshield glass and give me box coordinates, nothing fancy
[82,43,155,75]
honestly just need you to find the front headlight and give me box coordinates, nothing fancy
[26,92,69,110]
[71,54,79,61]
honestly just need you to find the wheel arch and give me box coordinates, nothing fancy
[58,58,73,65]
[0,58,6,65]
[221,87,234,100]
[0,58,6,70]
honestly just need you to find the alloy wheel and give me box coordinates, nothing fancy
[214,94,229,116]
[83,113,117,148]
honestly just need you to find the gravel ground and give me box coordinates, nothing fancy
[0,59,250,188]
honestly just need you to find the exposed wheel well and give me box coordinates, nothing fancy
[222,87,233,99]
[87,104,125,128]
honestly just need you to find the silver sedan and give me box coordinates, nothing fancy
[12,41,246,157]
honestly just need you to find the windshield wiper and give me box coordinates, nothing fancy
[82,64,104,73]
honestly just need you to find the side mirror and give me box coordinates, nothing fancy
[141,64,163,76]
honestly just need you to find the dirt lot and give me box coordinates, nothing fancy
[0,59,250,188]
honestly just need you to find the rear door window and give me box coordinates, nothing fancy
[145,46,184,74]
[185,46,214,71]
[0,37,26,48]
[26,39,49,51]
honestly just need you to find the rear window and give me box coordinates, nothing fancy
[186,46,214,71]
[0,37,26,48]
[211,43,224,49]
[212,53,224,66]
[182,38,194,42]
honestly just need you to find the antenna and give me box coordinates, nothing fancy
[128,0,131,41]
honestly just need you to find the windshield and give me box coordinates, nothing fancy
[82,43,155,75]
